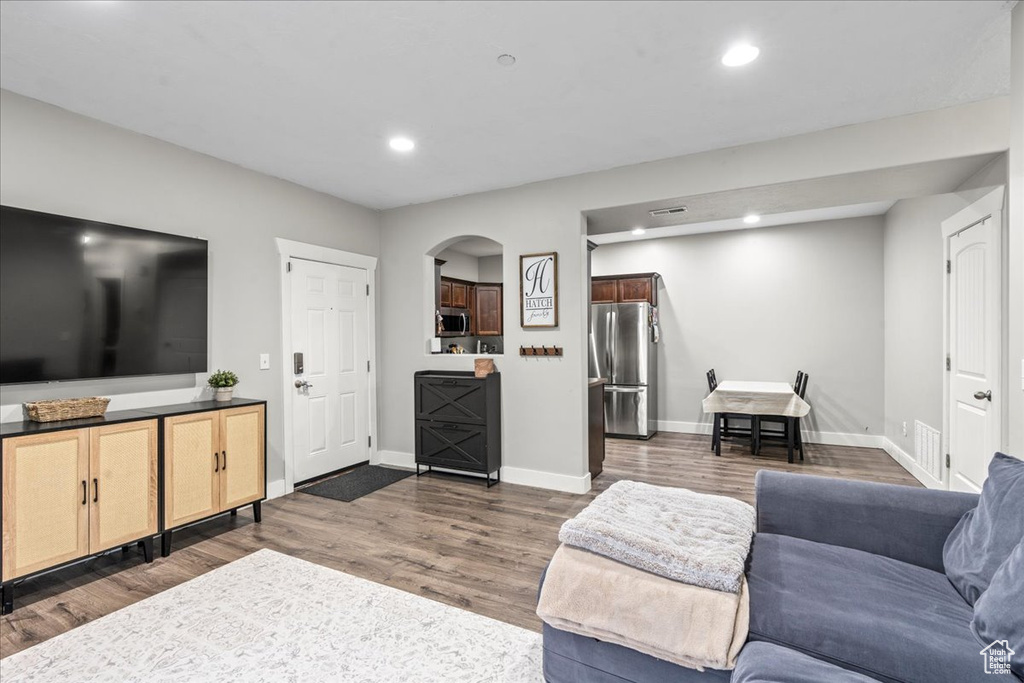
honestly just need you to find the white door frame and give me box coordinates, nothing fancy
[276,238,378,495]
[941,186,1004,490]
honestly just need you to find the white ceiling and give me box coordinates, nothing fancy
[446,236,503,258]
[586,153,1001,236]
[0,1,1012,210]
[589,201,896,245]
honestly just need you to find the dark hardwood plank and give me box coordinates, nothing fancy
[0,433,918,656]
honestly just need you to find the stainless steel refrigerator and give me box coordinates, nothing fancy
[590,302,658,439]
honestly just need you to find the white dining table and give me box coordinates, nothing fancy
[701,380,811,462]
[702,380,810,418]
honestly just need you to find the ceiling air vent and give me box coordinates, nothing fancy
[649,205,688,217]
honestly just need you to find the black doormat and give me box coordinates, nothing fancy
[298,465,414,502]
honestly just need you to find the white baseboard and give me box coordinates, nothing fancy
[500,467,592,494]
[377,450,416,469]
[376,450,591,494]
[656,420,884,449]
[267,479,288,499]
[882,438,945,489]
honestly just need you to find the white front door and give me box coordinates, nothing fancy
[947,214,1001,493]
[291,259,370,483]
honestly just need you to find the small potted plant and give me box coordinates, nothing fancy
[208,369,239,402]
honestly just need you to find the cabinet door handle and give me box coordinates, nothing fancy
[214,452,220,473]
[222,450,227,470]
[82,480,87,506]
[92,478,99,503]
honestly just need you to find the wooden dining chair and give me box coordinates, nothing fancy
[756,371,809,461]
[707,368,755,456]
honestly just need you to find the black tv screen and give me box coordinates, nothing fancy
[0,206,208,384]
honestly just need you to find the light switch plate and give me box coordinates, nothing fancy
[259,353,270,370]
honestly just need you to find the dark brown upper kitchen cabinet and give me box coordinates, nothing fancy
[618,277,655,305]
[591,273,660,306]
[591,279,617,304]
[440,280,452,307]
[475,284,503,336]
[451,282,469,309]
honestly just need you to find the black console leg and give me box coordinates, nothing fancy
[230,509,238,517]
[252,501,262,523]
[139,537,154,563]
[2,583,13,615]
[161,531,172,558]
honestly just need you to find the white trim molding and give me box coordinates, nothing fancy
[377,450,592,494]
[267,479,288,500]
[882,438,945,490]
[276,238,379,495]
[656,421,884,449]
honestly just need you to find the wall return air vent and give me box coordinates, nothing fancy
[649,205,688,217]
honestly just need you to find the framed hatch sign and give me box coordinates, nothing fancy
[520,252,558,327]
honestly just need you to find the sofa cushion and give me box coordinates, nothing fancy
[748,533,986,683]
[971,538,1024,679]
[542,623,730,683]
[732,642,877,683]
[943,453,1024,605]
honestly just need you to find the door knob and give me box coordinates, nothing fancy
[973,390,992,401]
[294,380,312,389]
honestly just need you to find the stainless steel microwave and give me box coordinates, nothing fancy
[439,307,471,337]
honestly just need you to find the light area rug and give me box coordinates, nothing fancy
[0,549,543,682]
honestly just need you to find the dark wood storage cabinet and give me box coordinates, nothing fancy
[591,273,661,306]
[475,284,503,336]
[591,279,618,304]
[439,277,503,338]
[414,371,501,486]
[451,282,469,309]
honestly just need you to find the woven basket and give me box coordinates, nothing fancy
[25,397,111,423]
[474,358,496,378]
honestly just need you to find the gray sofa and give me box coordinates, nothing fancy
[540,470,996,683]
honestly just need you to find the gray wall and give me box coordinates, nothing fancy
[592,217,886,439]
[436,247,479,282]
[378,98,1008,491]
[882,155,1009,465]
[882,194,966,455]
[0,90,381,486]
[479,255,503,283]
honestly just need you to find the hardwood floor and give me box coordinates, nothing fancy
[0,433,918,657]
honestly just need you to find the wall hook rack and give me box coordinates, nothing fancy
[520,345,563,357]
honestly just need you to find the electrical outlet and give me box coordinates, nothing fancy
[901,421,907,437]
[259,353,270,370]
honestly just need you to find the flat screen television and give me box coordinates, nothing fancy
[0,205,208,384]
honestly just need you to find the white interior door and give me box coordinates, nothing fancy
[947,215,1001,493]
[291,259,369,483]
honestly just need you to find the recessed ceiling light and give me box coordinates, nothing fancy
[388,136,415,152]
[81,235,92,244]
[497,54,516,66]
[722,44,759,67]
[743,214,761,224]
[631,227,646,236]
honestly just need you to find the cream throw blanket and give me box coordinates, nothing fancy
[537,545,749,671]
[558,481,755,593]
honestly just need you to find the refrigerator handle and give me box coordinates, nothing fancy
[606,310,615,382]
